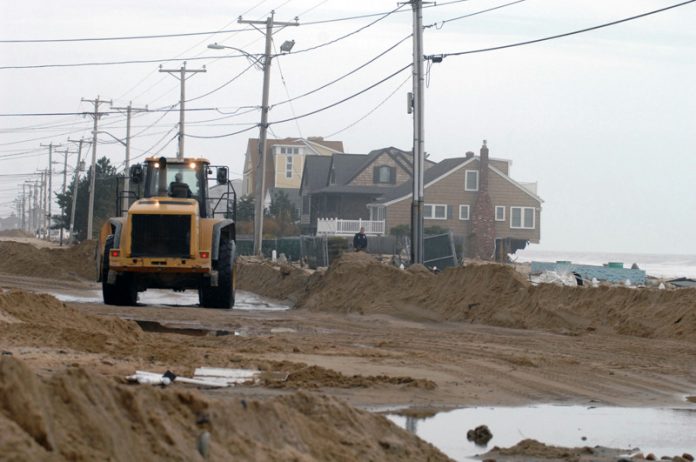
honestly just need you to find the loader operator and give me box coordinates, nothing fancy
[169,172,193,198]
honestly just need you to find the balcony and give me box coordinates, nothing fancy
[316,218,385,236]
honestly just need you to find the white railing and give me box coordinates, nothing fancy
[316,218,385,236]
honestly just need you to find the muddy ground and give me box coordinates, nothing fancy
[1,240,695,461]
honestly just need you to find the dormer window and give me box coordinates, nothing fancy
[373,165,395,184]
[278,146,300,155]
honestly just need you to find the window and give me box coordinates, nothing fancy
[510,207,535,229]
[459,205,470,220]
[369,206,385,221]
[280,146,300,155]
[373,165,394,184]
[424,203,448,220]
[465,170,479,191]
[495,206,505,221]
[285,155,293,178]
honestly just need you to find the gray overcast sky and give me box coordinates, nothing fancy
[1,0,694,254]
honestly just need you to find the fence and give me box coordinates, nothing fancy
[236,235,330,269]
[316,218,385,236]
[236,231,459,269]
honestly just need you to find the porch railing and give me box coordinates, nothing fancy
[316,218,385,236]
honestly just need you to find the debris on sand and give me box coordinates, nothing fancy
[467,424,493,445]
[481,438,626,461]
[0,356,450,461]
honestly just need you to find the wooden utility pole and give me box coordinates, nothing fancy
[111,102,147,213]
[159,63,205,159]
[81,96,112,239]
[238,11,298,256]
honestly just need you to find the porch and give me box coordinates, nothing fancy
[316,218,386,236]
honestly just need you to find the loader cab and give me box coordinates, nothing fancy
[140,157,211,217]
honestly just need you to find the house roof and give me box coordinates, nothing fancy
[245,137,344,157]
[374,156,544,206]
[313,185,388,195]
[344,147,411,185]
[375,157,469,203]
[300,155,332,194]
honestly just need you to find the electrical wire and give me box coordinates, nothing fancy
[184,61,257,103]
[272,41,303,138]
[184,125,258,139]
[284,4,406,57]
[426,0,527,29]
[435,0,696,58]
[270,33,411,109]
[326,75,411,138]
[269,63,411,126]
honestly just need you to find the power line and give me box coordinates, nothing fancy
[184,125,258,139]
[0,28,255,44]
[0,107,220,117]
[433,0,696,59]
[326,75,411,138]
[284,4,406,56]
[425,0,527,29]
[270,63,412,126]
[0,52,253,71]
[185,63,411,138]
[271,34,411,109]
[185,61,257,103]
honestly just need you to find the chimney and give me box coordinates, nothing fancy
[479,140,489,193]
[465,151,474,159]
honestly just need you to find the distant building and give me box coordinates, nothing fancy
[242,137,344,214]
[300,141,542,260]
[0,214,19,231]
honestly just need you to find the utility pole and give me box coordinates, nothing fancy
[57,148,73,246]
[67,138,88,241]
[40,142,61,239]
[410,0,426,265]
[111,102,147,213]
[82,96,112,240]
[159,62,206,159]
[21,184,27,231]
[32,180,39,235]
[38,170,46,236]
[239,11,299,256]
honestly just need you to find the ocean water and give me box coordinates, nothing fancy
[515,249,696,280]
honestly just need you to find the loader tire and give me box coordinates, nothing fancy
[102,235,138,306]
[199,238,235,309]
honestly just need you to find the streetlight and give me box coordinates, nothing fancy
[207,43,265,69]
[207,34,296,256]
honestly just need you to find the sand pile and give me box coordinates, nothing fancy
[0,356,448,461]
[0,240,96,281]
[482,438,624,461]
[260,361,436,390]
[295,253,696,341]
[236,257,315,302]
[0,289,142,353]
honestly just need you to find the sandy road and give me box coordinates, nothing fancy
[1,270,695,412]
[67,297,696,410]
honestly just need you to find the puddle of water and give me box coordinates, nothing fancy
[387,405,696,461]
[51,289,289,311]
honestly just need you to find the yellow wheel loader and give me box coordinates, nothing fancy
[97,156,237,308]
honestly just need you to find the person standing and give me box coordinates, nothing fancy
[353,226,368,252]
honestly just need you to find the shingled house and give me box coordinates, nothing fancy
[299,147,435,233]
[300,141,542,259]
[242,136,344,213]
